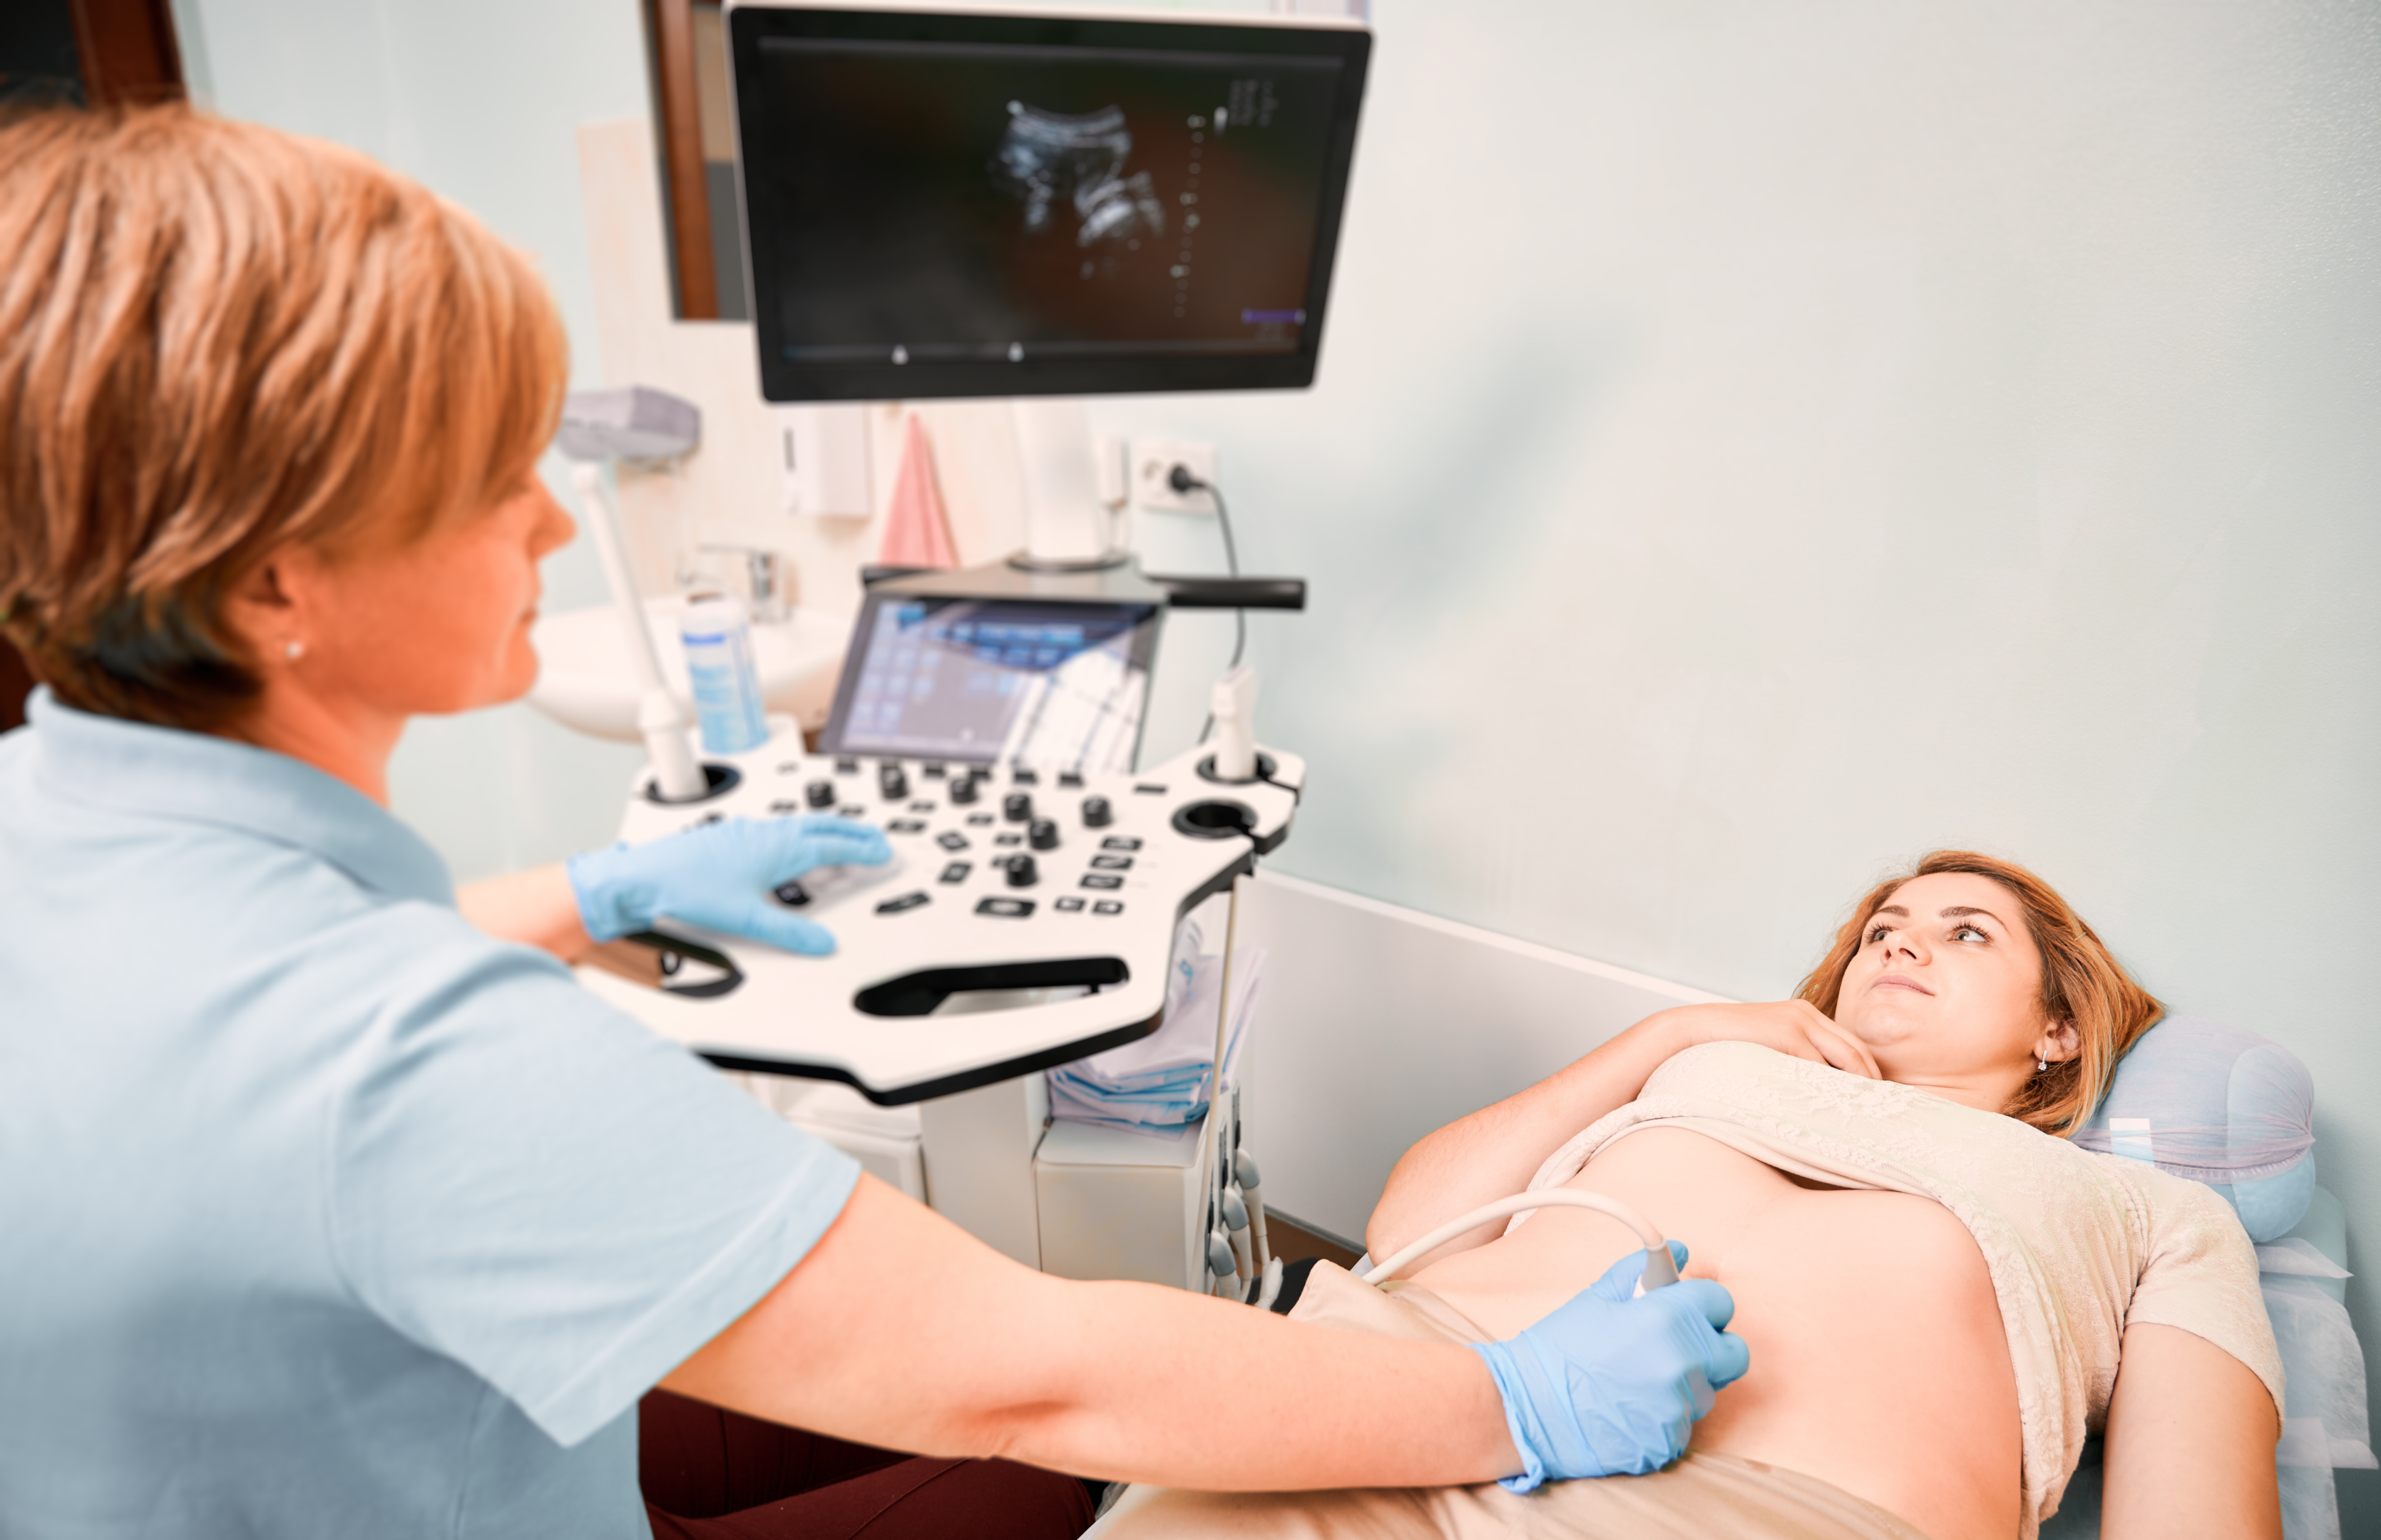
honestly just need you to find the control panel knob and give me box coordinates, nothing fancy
[805,780,836,809]
[1003,791,1033,823]
[1081,794,1112,828]
[949,774,979,806]
[1028,817,1059,851]
[879,763,909,801]
[1005,853,1038,887]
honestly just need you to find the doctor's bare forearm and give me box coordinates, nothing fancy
[663,1176,1518,1491]
[1363,1015,1689,1268]
[455,864,598,963]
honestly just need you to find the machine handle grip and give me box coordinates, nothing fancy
[1143,574,1308,610]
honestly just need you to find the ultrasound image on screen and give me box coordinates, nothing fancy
[824,597,1159,772]
[743,38,1343,362]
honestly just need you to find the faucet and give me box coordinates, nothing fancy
[698,543,790,624]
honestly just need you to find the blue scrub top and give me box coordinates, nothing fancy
[0,692,862,1539]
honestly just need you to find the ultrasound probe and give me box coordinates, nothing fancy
[1358,1191,1682,1295]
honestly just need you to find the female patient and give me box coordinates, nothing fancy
[1100,851,2283,1540]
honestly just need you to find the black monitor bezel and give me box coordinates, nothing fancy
[818,590,1164,767]
[727,5,1371,403]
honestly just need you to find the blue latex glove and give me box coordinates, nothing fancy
[1467,1241,1748,1492]
[567,816,891,957]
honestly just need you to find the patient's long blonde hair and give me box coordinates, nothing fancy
[1796,851,2161,1138]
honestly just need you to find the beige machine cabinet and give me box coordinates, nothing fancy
[1034,1116,1214,1291]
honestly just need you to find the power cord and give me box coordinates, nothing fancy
[1169,465,1242,746]
[1169,465,1244,669]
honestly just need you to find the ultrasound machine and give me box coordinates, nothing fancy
[574,3,1371,1296]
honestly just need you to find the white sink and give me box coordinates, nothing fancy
[528,597,853,743]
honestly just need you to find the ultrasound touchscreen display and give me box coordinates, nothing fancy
[821,596,1159,771]
[741,34,1346,366]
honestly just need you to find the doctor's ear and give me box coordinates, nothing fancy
[220,547,327,659]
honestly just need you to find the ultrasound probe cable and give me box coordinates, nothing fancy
[1359,1191,1683,1295]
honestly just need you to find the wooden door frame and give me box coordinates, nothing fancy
[69,0,185,106]
[643,0,722,320]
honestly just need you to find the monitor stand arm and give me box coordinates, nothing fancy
[1010,398,1127,572]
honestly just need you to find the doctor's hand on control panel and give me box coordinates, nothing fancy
[455,817,891,965]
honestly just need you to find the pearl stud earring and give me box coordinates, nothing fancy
[2037,1057,2049,1074]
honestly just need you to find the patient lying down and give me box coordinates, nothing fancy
[1096,851,2283,1540]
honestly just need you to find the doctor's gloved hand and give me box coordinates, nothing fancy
[1466,1242,1748,1492]
[567,816,891,957]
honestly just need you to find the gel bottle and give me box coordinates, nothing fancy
[677,591,769,754]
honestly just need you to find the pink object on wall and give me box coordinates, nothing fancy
[877,414,959,570]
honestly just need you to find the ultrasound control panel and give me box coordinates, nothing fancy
[575,725,1303,1104]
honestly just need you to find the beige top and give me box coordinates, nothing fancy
[1510,1042,2284,1536]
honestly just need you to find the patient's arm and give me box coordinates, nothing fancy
[1367,1002,1876,1269]
[2100,1323,2281,1539]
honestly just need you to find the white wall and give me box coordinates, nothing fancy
[186,0,2379,1511]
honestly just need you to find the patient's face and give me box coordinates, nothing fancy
[1831,873,2057,1092]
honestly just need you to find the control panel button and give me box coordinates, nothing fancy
[923,761,947,779]
[1080,873,1124,890]
[879,763,909,801]
[1092,899,1124,915]
[966,812,995,826]
[886,818,926,834]
[1090,853,1133,871]
[1010,766,1039,786]
[1100,836,1144,852]
[1081,794,1113,828]
[908,800,936,813]
[1028,817,1060,851]
[993,832,1023,846]
[938,861,971,884]
[1134,783,1167,795]
[1006,854,1039,887]
[936,831,968,851]
[976,896,1035,918]
[1058,770,1085,789]
[1003,791,1033,823]
[768,800,799,815]
[773,881,809,907]
[876,891,930,915]
[805,781,836,809]
[949,776,979,806]
[834,756,859,774]
[1054,896,1086,913]
[838,805,865,818]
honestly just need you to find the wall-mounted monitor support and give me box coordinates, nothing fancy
[1012,398,1120,570]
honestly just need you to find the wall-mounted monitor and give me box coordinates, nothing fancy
[727,4,1371,402]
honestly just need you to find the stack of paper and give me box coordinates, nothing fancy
[1048,935,1263,1134]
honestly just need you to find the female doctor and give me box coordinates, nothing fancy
[0,108,1748,1540]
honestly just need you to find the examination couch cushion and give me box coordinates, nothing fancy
[2072,1015,2317,1241]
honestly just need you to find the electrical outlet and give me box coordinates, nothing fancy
[1131,438,1219,513]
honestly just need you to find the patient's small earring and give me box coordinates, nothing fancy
[2037,1057,2049,1074]
[283,639,306,661]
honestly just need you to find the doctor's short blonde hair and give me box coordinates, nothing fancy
[1797,850,2164,1139]
[0,105,568,731]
